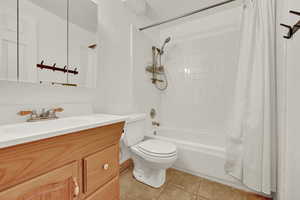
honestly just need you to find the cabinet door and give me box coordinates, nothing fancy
[85,178,119,200]
[0,162,79,200]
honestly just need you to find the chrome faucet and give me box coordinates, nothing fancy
[18,107,64,122]
[152,121,160,127]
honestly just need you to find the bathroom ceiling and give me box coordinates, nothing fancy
[145,0,242,22]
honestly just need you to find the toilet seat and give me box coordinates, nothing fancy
[131,139,177,165]
[136,139,177,158]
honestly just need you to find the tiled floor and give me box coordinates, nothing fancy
[120,168,271,200]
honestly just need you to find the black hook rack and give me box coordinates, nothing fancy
[280,10,300,39]
[37,61,79,75]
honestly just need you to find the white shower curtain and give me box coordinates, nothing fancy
[225,0,275,195]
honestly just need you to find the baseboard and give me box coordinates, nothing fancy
[120,159,133,174]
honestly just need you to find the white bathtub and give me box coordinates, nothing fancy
[146,128,247,190]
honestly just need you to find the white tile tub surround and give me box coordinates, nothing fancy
[158,6,242,136]
[155,7,242,152]
[146,5,245,191]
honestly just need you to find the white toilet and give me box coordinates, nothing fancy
[123,114,177,188]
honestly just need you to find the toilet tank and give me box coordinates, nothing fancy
[123,113,146,147]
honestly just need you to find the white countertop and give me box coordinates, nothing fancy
[0,114,127,149]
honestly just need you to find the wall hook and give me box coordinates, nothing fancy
[52,63,56,71]
[280,10,300,39]
[281,10,300,39]
[37,62,79,75]
[290,10,300,16]
[280,23,293,39]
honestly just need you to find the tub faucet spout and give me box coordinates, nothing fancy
[152,121,160,127]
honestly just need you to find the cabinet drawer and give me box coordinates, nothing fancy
[84,145,119,194]
[85,177,119,200]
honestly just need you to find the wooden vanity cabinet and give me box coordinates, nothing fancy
[0,122,125,200]
[0,162,79,200]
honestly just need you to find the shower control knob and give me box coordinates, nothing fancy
[103,163,109,170]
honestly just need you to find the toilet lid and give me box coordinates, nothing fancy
[137,139,177,156]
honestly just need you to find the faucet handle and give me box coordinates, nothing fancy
[18,110,33,116]
[53,107,64,113]
[47,107,64,119]
[18,110,38,122]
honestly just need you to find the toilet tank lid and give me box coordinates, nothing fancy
[124,113,146,123]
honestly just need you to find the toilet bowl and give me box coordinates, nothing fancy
[123,114,177,188]
[131,139,177,188]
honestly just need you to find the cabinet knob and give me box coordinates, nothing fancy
[103,163,109,170]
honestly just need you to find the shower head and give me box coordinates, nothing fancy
[160,37,171,55]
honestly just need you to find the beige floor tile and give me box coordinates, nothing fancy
[229,189,248,200]
[166,168,183,183]
[197,178,215,199]
[168,169,202,194]
[124,173,164,200]
[120,170,136,199]
[125,197,138,200]
[211,182,235,200]
[247,194,270,200]
[197,196,209,200]
[120,168,271,200]
[158,184,197,200]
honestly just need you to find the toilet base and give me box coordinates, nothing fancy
[132,162,166,188]
[129,141,177,188]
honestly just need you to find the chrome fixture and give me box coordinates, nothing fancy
[152,121,160,127]
[18,107,64,122]
[159,37,171,56]
[150,108,157,119]
[146,37,171,91]
[139,0,238,31]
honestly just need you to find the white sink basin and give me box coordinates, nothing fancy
[0,114,127,149]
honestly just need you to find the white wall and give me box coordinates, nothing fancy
[94,0,160,163]
[158,7,242,138]
[277,0,300,199]
[0,0,99,125]
[0,81,95,124]
[283,1,300,199]
[94,0,158,115]
[0,0,158,125]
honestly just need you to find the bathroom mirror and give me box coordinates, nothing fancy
[19,0,68,84]
[67,0,98,88]
[0,0,98,88]
[0,0,18,82]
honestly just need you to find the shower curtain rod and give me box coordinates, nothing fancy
[139,0,238,31]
